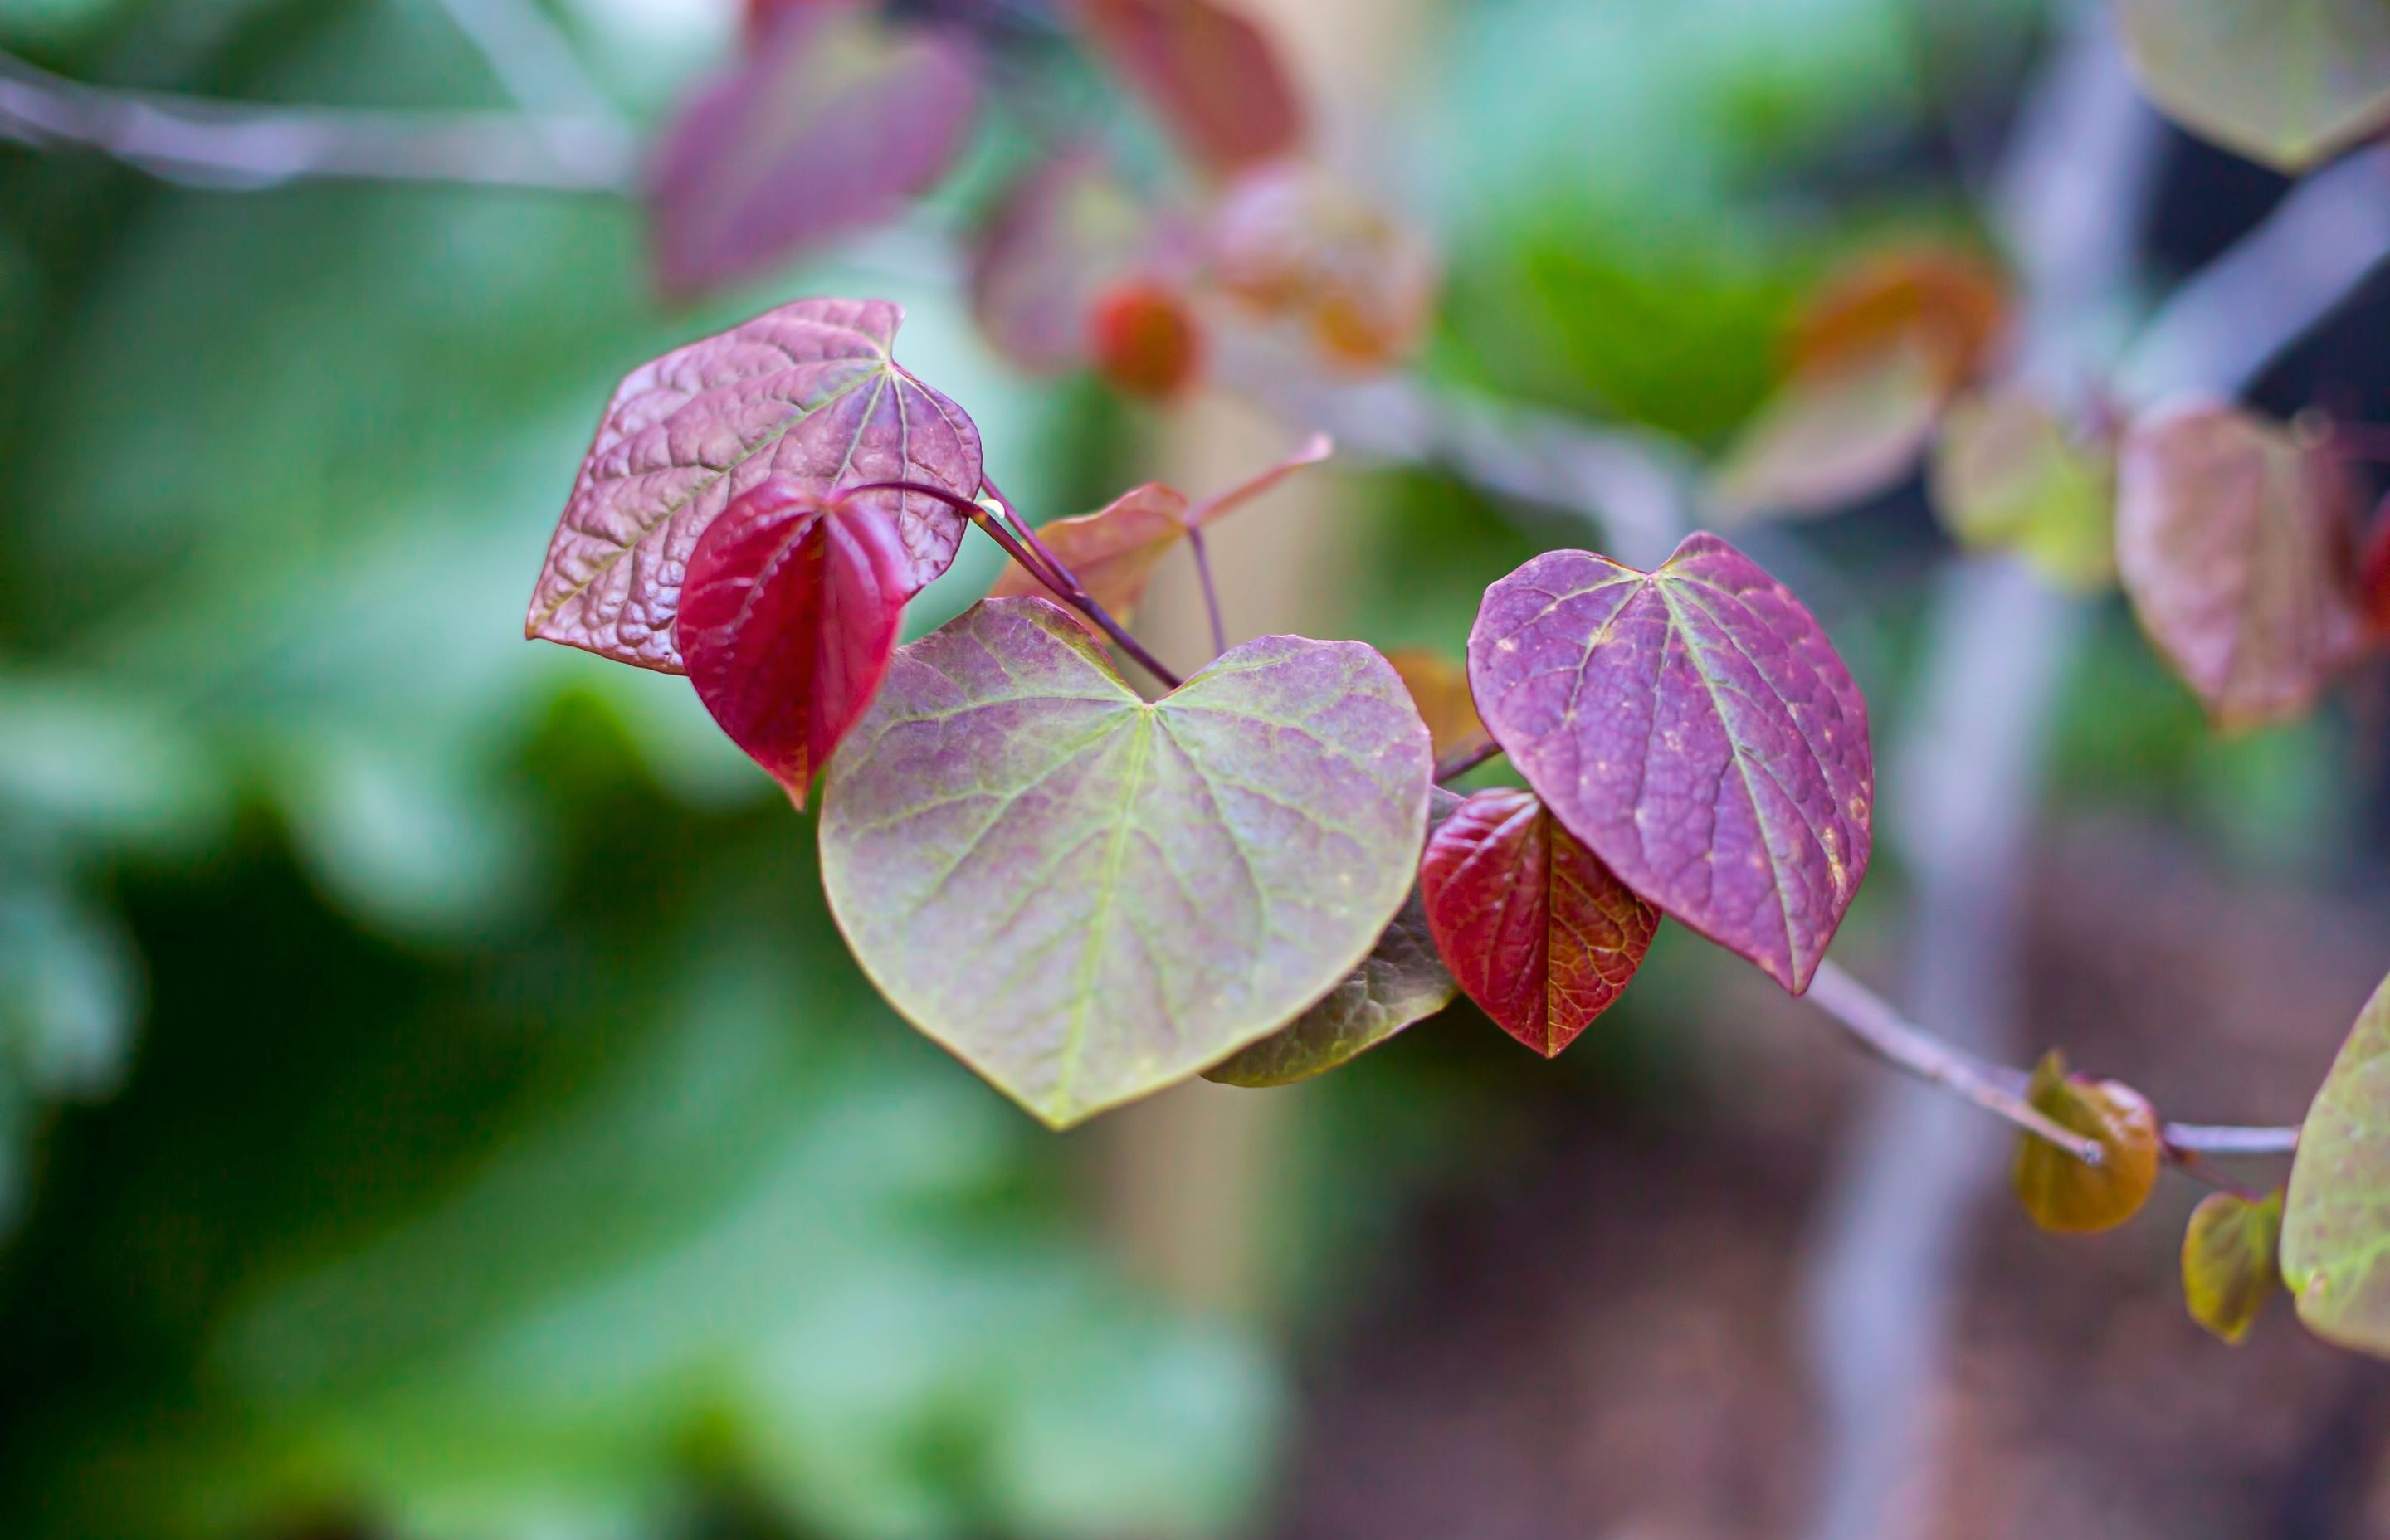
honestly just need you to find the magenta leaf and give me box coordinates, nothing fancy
[1419,787,1659,1056]
[1468,534,1873,994]
[1072,0,1305,174]
[651,0,978,298]
[818,599,1432,1128]
[678,480,912,807]
[525,297,983,672]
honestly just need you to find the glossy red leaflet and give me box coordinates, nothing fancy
[1420,787,1657,1056]
[679,481,913,807]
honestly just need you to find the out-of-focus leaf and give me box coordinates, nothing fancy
[1090,278,1206,397]
[2359,494,2390,637]
[680,482,914,807]
[1383,650,1483,760]
[649,0,979,296]
[1073,0,1305,174]
[2116,402,2364,729]
[1930,385,2117,591]
[0,677,232,858]
[1210,159,1439,371]
[819,600,1431,1128]
[1713,338,1945,520]
[1207,788,1463,1087]
[0,880,140,1231]
[1788,243,2007,391]
[971,148,1186,374]
[2012,1051,2162,1234]
[1419,787,1657,1057]
[2284,970,2390,1354]
[526,298,984,672]
[2183,1188,2282,1344]
[2118,0,2390,172]
[1469,534,1873,994]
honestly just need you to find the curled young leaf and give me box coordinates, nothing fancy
[525,298,983,672]
[1383,650,1484,761]
[651,1,979,297]
[1073,0,1304,174]
[970,148,1189,375]
[1206,788,1464,1088]
[1930,385,2116,592]
[819,600,1432,1128]
[2284,970,2390,1354]
[2182,1188,2283,1345]
[1090,278,1205,398]
[1210,159,1439,372]
[1419,787,1658,1058]
[1468,534,1872,995]
[2117,402,2364,729]
[2118,0,2390,173]
[678,480,912,807]
[2012,1051,2163,1235]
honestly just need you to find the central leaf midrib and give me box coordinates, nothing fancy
[1051,707,1158,1113]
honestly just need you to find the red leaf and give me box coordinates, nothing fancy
[651,0,978,298]
[1090,278,1204,397]
[1469,534,1873,995]
[1073,0,1304,173]
[526,297,981,672]
[679,480,913,807]
[1421,787,1658,1056]
[2361,492,2390,638]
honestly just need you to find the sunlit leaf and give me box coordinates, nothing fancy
[970,148,1183,374]
[2118,0,2390,172]
[1383,651,1483,760]
[1929,385,2116,591]
[1090,278,1206,397]
[1207,788,1464,1087]
[2012,1051,2163,1234]
[1713,339,1945,521]
[2116,402,2364,729]
[1073,0,1304,174]
[2182,1188,2282,1345]
[2284,969,2390,1354]
[527,298,983,672]
[1210,159,1439,371]
[1418,787,1658,1057]
[1468,534,1872,994]
[679,481,913,807]
[651,0,979,296]
[819,600,1432,1127]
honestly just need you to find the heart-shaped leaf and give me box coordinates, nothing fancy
[969,149,1188,374]
[1073,0,1304,174]
[1384,650,1484,760]
[1420,787,1659,1057]
[678,480,912,807]
[1468,534,1872,994]
[1930,385,2116,591]
[651,1,979,297]
[2116,402,2364,728]
[2283,970,2390,1354]
[819,599,1432,1128]
[1206,787,1464,1088]
[2012,1051,2163,1234]
[2119,0,2390,172]
[986,436,1331,621]
[2183,1188,2283,1345]
[526,297,983,672]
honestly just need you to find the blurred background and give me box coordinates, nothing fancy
[4,0,2390,1537]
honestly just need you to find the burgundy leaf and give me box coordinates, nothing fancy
[1468,534,1873,994]
[651,0,978,298]
[2364,494,2390,638]
[1420,787,1658,1057]
[526,297,982,672]
[969,148,1187,374]
[1073,0,1304,174]
[679,480,912,807]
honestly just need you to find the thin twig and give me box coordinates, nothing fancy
[1432,738,1500,785]
[974,474,1186,689]
[0,46,636,192]
[1186,526,1229,659]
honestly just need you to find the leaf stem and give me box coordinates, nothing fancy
[1187,525,1229,659]
[1433,738,1502,784]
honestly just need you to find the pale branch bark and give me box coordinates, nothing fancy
[0,47,637,192]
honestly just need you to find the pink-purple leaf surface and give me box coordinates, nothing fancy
[650,0,978,297]
[1072,0,1304,175]
[678,481,912,807]
[819,599,1432,1127]
[1467,534,1873,994]
[970,148,1186,374]
[525,298,982,672]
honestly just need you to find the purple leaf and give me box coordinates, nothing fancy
[819,599,1432,1127]
[1072,0,1305,175]
[650,0,979,298]
[679,480,913,807]
[1468,533,1873,994]
[525,297,983,672]
[969,147,1188,374]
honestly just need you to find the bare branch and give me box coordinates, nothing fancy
[0,47,637,192]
